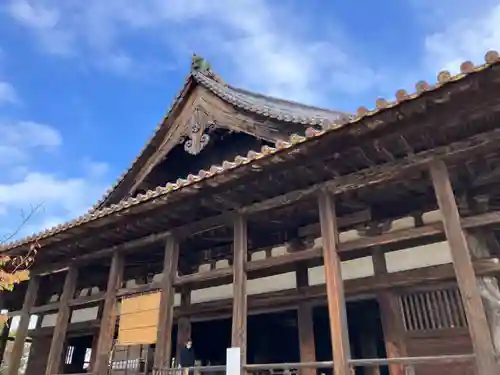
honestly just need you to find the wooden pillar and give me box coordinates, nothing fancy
[0,294,9,365]
[94,251,124,375]
[176,289,192,365]
[373,249,406,375]
[317,190,351,375]
[231,215,248,366]
[154,235,179,370]
[89,333,99,371]
[295,265,316,375]
[45,266,78,375]
[7,275,39,375]
[429,160,498,374]
[0,317,10,366]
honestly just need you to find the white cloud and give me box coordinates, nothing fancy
[0,121,61,165]
[4,0,381,105]
[417,1,500,73]
[6,0,74,55]
[0,120,109,240]
[0,81,18,105]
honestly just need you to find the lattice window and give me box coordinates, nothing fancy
[399,287,467,331]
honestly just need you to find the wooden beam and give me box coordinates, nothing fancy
[24,127,500,270]
[45,266,78,375]
[33,231,172,274]
[239,128,500,216]
[231,215,248,365]
[173,210,500,290]
[7,276,39,375]
[429,160,498,375]
[19,258,500,326]
[36,210,367,276]
[93,251,124,375]
[317,190,351,375]
[295,265,316,375]
[154,235,180,370]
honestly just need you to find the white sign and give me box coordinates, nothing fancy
[226,347,241,375]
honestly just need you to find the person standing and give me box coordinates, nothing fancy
[179,339,195,374]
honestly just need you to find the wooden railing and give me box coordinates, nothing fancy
[151,354,476,375]
[243,354,476,375]
[153,365,227,375]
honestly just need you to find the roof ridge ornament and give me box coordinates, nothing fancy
[191,53,212,74]
[190,53,224,83]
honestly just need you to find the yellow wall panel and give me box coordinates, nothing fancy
[120,310,159,330]
[138,292,161,310]
[117,292,162,346]
[120,292,161,314]
[118,326,157,345]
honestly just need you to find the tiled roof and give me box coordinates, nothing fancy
[1,50,499,253]
[91,67,350,213]
[193,72,350,125]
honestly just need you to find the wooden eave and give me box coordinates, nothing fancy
[1,50,500,259]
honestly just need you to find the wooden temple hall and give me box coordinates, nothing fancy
[2,51,500,375]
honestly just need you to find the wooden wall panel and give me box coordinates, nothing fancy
[117,292,161,346]
[399,285,475,375]
[406,333,473,375]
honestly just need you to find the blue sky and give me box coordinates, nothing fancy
[0,0,499,240]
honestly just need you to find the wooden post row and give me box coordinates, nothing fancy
[232,215,248,366]
[94,251,124,375]
[429,160,498,375]
[45,266,78,375]
[154,235,179,369]
[296,265,316,375]
[318,190,352,375]
[7,275,39,375]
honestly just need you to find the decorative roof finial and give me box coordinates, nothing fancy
[191,53,212,74]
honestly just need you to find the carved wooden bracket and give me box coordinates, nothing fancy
[179,107,216,155]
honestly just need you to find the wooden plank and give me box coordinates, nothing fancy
[93,251,124,375]
[429,160,498,375]
[295,265,316,375]
[317,190,351,375]
[7,275,39,375]
[231,215,248,366]
[45,266,78,375]
[154,235,180,369]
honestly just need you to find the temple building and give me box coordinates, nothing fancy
[1,51,500,375]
